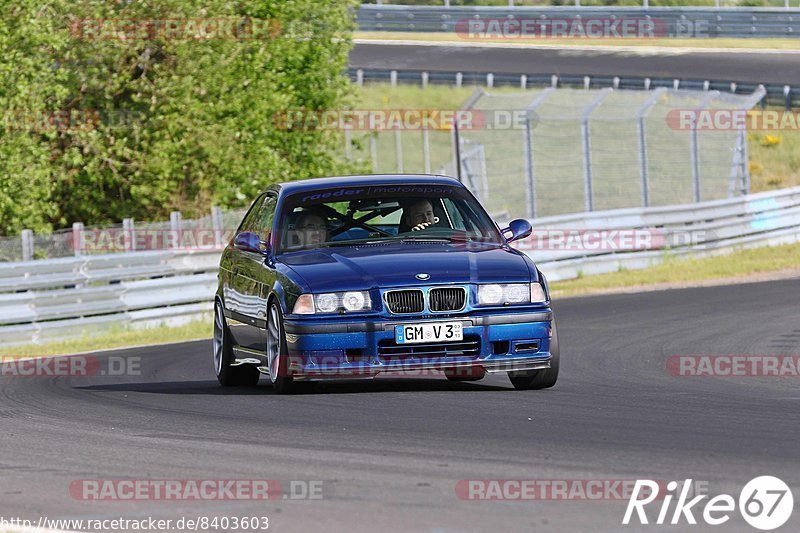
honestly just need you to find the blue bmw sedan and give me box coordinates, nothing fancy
[214,175,559,393]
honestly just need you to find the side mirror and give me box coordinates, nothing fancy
[502,219,532,243]
[234,231,269,254]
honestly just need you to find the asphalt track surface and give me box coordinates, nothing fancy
[2,277,800,532]
[350,42,800,85]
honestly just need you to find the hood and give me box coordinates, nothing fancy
[277,242,533,293]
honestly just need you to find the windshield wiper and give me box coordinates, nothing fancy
[365,236,454,244]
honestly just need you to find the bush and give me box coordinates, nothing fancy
[0,0,359,235]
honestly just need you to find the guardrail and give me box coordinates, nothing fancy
[2,186,800,347]
[357,5,800,38]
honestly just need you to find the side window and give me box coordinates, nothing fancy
[254,196,277,242]
[237,194,268,234]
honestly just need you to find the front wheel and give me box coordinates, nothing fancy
[508,317,560,390]
[214,301,260,387]
[266,301,294,394]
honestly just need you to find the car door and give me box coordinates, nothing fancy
[231,193,278,351]
[224,193,266,347]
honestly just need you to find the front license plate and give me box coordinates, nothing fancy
[395,322,463,344]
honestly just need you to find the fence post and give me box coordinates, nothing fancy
[455,72,463,88]
[785,85,792,111]
[522,87,555,219]
[21,229,34,261]
[356,69,364,87]
[123,218,135,252]
[72,222,84,257]
[395,130,404,172]
[580,89,612,212]
[423,127,431,174]
[690,91,720,203]
[170,211,182,249]
[390,70,397,87]
[421,71,429,88]
[370,133,378,172]
[635,88,667,208]
[451,117,462,182]
[486,73,494,88]
[211,206,224,249]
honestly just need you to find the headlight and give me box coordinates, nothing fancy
[291,292,372,314]
[316,293,339,313]
[342,291,367,311]
[477,283,546,305]
[477,284,504,305]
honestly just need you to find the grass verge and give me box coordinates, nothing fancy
[550,241,800,297]
[0,318,211,358]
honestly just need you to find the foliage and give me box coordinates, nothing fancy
[0,0,359,234]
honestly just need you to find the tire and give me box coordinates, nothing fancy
[214,301,260,387]
[266,300,294,394]
[508,317,560,390]
[444,366,486,382]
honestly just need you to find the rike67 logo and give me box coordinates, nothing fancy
[623,476,794,530]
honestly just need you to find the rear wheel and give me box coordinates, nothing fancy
[508,317,560,390]
[267,301,294,394]
[444,366,486,382]
[214,301,260,387]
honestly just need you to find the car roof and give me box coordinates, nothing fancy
[273,174,463,196]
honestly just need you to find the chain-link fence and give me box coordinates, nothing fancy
[346,86,764,218]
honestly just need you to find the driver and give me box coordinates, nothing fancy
[288,209,328,248]
[401,199,437,231]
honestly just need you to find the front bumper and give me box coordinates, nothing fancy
[281,310,553,379]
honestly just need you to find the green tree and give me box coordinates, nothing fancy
[0,0,358,235]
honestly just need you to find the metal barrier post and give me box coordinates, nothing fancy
[170,211,182,249]
[72,222,84,257]
[212,206,224,249]
[21,229,33,261]
[123,218,135,252]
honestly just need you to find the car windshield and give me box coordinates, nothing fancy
[276,184,503,253]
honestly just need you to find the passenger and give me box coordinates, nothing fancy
[288,210,328,248]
